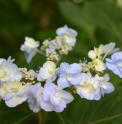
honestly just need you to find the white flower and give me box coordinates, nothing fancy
[56,25,77,37]
[76,72,100,100]
[43,82,74,112]
[27,83,41,113]
[20,37,40,63]
[63,35,76,47]
[56,25,77,47]
[106,52,122,78]
[88,42,119,60]
[0,58,6,64]
[88,45,103,59]
[92,58,106,71]
[56,62,82,88]
[94,74,114,100]
[27,83,53,113]
[0,57,22,87]
[102,42,119,56]
[37,61,56,82]
[0,81,30,107]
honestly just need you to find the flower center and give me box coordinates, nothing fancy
[66,75,71,81]
[48,66,55,74]
[117,62,122,67]
[28,40,35,47]
[40,93,43,97]
[93,58,100,66]
[0,69,6,78]
[81,82,90,90]
[66,69,71,73]
[54,93,60,100]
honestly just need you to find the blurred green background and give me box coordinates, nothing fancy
[1,0,122,69]
[1,0,122,124]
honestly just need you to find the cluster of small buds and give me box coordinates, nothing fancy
[40,39,60,61]
[40,25,78,62]
[19,68,36,84]
[0,25,122,115]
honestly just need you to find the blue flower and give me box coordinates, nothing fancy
[56,62,82,88]
[42,82,74,112]
[106,52,122,78]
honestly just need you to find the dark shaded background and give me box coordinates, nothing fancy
[0,0,122,69]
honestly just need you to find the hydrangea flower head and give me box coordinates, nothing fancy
[106,51,122,78]
[20,37,40,63]
[56,62,82,88]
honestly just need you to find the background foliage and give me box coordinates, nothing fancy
[0,0,122,124]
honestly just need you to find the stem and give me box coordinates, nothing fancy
[38,111,42,124]
[36,49,46,56]
[102,52,108,61]
[55,55,62,65]
[38,110,48,124]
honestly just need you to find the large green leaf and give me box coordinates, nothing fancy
[66,88,122,124]
[0,102,36,124]
[0,110,35,124]
[57,1,95,36]
[57,113,73,124]
[83,0,122,42]
[57,0,122,43]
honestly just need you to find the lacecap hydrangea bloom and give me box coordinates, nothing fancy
[0,25,119,122]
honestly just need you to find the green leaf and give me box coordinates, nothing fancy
[57,113,73,124]
[57,1,94,36]
[67,87,122,124]
[0,109,35,124]
[0,101,37,123]
[83,0,122,42]
[57,0,122,43]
